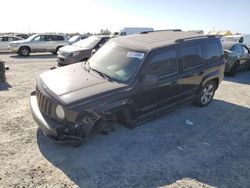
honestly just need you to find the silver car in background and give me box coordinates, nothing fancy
[9,34,69,56]
[57,35,110,66]
[0,36,23,52]
[68,35,89,45]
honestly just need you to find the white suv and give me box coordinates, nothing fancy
[9,34,69,56]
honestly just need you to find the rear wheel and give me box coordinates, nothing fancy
[18,47,30,56]
[195,81,216,107]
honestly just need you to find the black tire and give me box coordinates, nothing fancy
[226,61,239,76]
[195,81,216,107]
[81,58,88,62]
[18,46,30,56]
[53,46,62,55]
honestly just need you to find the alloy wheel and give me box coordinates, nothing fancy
[200,84,214,105]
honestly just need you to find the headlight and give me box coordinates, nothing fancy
[56,105,65,120]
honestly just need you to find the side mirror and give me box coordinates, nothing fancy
[91,49,96,56]
[141,75,158,89]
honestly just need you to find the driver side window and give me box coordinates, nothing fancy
[145,50,178,76]
[33,35,45,42]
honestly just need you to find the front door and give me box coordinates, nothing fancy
[31,35,46,52]
[136,48,182,116]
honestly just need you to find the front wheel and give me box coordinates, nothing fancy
[195,81,216,107]
[18,47,30,56]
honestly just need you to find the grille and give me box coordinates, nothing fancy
[36,86,54,117]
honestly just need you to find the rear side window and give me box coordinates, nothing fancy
[205,42,222,63]
[181,45,203,70]
[45,35,53,41]
[52,35,64,41]
[147,50,178,76]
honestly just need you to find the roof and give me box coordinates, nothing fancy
[222,41,237,50]
[111,31,206,52]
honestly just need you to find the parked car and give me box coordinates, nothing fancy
[0,36,23,52]
[223,41,250,76]
[118,27,154,36]
[13,33,29,39]
[223,34,250,49]
[57,35,110,66]
[9,34,69,56]
[30,31,225,144]
[68,35,89,45]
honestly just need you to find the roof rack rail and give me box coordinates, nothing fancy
[175,35,216,43]
[140,29,182,34]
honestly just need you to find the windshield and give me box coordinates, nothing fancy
[88,41,145,83]
[74,36,100,48]
[25,34,38,41]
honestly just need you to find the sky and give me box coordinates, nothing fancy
[1,0,250,34]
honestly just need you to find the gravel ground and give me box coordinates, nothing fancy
[0,52,250,188]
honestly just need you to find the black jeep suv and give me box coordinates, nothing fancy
[30,31,225,144]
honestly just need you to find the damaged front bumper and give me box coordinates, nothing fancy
[30,92,85,144]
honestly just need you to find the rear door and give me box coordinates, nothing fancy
[178,41,205,96]
[52,35,66,48]
[44,35,52,51]
[136,47,182,116]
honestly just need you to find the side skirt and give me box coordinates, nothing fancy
[132,95,196,127]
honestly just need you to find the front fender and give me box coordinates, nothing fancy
[99,98,134,114]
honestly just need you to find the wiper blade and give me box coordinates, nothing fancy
[91,68,113,82]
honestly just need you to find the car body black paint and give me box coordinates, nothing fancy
[30,32,225,143]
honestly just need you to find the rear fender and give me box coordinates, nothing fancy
[200,71,221,89]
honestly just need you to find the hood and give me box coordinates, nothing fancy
[59,45,91,53]
[10,39,26,44]
[38,63,127,106]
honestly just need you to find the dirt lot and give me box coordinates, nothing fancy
[0,52,250,188]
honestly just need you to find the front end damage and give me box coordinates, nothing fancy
[30,91,114,145]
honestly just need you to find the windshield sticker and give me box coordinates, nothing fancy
[127,52,144,60]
